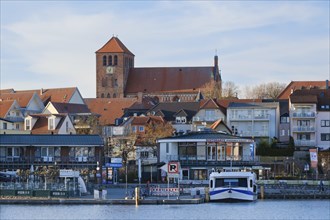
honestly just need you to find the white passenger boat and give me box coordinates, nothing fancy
[209,168,258,202]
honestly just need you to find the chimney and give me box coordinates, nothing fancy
[40,88,44,95]
[214,54,218,68]
[326,80,329,90]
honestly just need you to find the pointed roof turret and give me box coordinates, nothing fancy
[96,36,134,55]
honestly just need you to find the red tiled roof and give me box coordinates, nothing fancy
[0,92,35,107]
[277,81,327,99]
[84,98,137,126]
[125,67,214,94]
[0,100,15,117]
[131,116,164,126]
[96,37,134,55]
[0,89,15,94]
[14,87,78,104]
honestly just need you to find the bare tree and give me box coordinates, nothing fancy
[243,82,286,99]
[200,80,222,99]
[222,81,240,99]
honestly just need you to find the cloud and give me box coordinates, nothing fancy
[1,1,329,98]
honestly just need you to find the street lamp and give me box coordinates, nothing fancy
[96,161,100,185]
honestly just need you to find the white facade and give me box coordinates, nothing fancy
[289,103,317,149]
[226,103,280,140]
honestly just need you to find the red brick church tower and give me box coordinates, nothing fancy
[96,36,134,98]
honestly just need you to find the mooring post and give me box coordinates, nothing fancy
[260,185,265,199]
[135,187,139,206]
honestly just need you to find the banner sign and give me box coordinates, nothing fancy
[309,148,318,168]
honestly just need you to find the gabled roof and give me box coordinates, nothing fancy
[148,102,200,122]
[209,119,232,133]
[277,80,327,99]
[0,100,16,118]
[0,89,15,94]
[0,92,36,108]
[84,98,136,126]
[125,67,214,94]
[0,134,104,147]
[96,36,134,55]
[48,102,91,114]
[174,109,188,117]
[200,99,220,109]
[14,87,80,104]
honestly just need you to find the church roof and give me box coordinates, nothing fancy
[125,67,214,94]
[96,36,134,55]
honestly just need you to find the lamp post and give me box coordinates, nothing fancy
[96,161,100,185]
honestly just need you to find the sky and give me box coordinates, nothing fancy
[1,1,329,98]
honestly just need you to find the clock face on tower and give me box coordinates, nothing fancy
[106,66,114,74]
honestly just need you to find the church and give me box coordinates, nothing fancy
[96,36,222,102]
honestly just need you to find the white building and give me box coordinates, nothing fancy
[226,102,280,141]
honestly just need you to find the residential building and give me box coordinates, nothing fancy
[0,100,25,132]
[95,36,221,101]
[193,99,226,131]
[147,101,200,133]
[226,102,280,141]
[289,89,330,150]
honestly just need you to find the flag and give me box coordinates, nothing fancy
[309,148,318,168]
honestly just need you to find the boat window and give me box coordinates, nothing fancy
[250,180,252,188]
[215,178,248,187]
[210,180,213,188]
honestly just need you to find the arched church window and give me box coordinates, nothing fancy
[102,56,107,66]
[113,93,116,98]
[101,93,104,98]
[114,55,118,65]
[108,56,112,66]
[107,93,111,98]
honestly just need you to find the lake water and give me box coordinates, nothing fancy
[0,200,329,220]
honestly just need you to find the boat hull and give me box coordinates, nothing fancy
[210,188,257,202]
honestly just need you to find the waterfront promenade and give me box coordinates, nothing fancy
[1,181,330,205]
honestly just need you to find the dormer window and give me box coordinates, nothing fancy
[139,126,144,132]
[48,118,55,130]
[25,118,31,130]
[176,116,186,124]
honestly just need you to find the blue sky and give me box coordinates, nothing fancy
[1,1,329,98]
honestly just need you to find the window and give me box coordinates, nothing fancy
[297,133,310,140]
[132,126,137,133]
[107,93,110,98]
[153,149,157,157]
[48,118,55,130]
[321,120,330,127]
[25,119,31,130]
[297,120,310,126]
[321,133,330,141]
[139,126,144,132]
[114,55,118,65]
[66,121,69,133]
[280,117,289,123]
[166,143,169,153]
[3,122,7,129]
[205,110,215,119]
[15,124,19,130]
[281,130,285,136]
[108,56,112,66]
[215,178,248,187]
[102,56,107,66]
[140,151,149,158]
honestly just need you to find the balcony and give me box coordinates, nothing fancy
[240,130,269,137]
[295,140,316,147]
[291,112,316,118]
[192,116,219,122]
[292,126,315,132]
[230,115,269,121]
